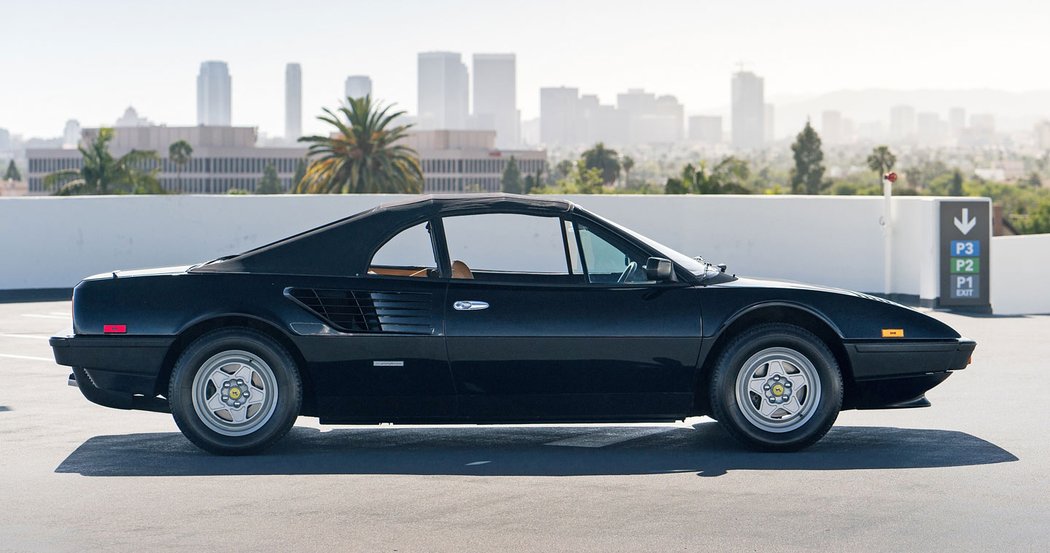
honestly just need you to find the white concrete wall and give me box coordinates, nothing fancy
[991,233,1050,315]
[0,194,972,306]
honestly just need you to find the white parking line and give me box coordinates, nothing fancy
[544,427,675,448]
[48,312,69,316]
[0,353,54,362]
[22,314,69,320]
[0,334,51,340]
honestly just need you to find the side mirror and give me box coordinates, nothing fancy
[644,257,674,281]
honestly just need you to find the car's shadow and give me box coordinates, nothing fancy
[55,422,1017,478]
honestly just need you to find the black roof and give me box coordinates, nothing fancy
[195,194,577,277]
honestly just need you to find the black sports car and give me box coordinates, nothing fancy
[51,194,975,454]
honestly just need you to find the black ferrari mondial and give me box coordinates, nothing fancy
[51,194,975,454]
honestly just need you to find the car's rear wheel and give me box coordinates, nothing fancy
[709,323,842,451]
[169,328,301,455]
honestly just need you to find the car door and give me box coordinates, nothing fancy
[288,220,456,423]
[441,212,702,421]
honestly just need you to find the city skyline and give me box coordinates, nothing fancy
[4,0,1050,138]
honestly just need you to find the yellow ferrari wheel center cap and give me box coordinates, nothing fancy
[772,384,784,397]
[228,387,242,400]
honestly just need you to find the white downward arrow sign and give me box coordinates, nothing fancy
[954,208,977,235]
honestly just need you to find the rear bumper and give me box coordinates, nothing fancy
[50,333,173,397]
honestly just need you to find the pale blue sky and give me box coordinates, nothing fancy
[3,0,1048,138]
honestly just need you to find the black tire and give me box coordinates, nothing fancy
[169,328,302,455]
[708,323,842,452]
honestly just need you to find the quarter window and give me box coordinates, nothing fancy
[369,222,438,278]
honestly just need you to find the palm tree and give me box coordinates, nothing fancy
[295,95,422,194]
[621,155,635,187]
[581,142,621,185]
[44,128,162,195]
[866,145,897,182]
[168,140,193,192]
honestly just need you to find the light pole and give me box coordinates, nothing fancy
[882,171,897,296]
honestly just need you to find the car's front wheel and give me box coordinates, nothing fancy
[709,323,842,451]
[169,328,302,455]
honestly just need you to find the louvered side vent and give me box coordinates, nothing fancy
[286,288,433,334]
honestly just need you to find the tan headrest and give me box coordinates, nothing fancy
[451,260,474,280]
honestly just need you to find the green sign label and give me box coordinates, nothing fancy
[950,257,980,274]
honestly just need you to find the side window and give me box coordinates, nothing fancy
[369,222,438,278]
[577,222,649,284]
[443,213,569,278]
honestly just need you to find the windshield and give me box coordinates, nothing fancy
[581,209,721,279]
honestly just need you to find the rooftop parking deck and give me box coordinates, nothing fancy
[0,301,1046,552]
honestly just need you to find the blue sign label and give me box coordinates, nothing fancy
[951,240,980,257]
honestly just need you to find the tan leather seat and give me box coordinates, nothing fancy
[451,260,474,279]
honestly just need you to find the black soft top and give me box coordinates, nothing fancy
[193,194,576,277]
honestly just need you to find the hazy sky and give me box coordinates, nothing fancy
[3,0,1048,138]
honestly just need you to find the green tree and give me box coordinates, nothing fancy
[501,156,523,194]
[43,128,162,195]
[168,139,193,191]
[789,121,827,194]
[866,145,897,183]
[581,142,621,185]
[256,163,282,194]
[534,161,603,194]
[708,157,751,193]
[929,169,965,196]
[554,159,574,181]
[296,95,422,194]
[4,160,21,181]
[948,170,964,196]
[292,158,307,189]
[1013,196,1050,234]
[664,175,689,194]
[621,155,635,186]
[666,157,752,195]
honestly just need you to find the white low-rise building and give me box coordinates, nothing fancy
[403,130,546,193]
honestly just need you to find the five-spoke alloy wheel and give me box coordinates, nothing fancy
[710,323,842,451]
[170,329,302,455]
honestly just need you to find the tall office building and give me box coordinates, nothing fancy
[285,63,302,142]
[764,103,775,142]
[197,61,232,126]
[472,53,519,148]
[539,87,580,145]
[889,105,916,138]
[617,89,684,144]
[345,75,372,100]
[916,112,945,144]
[63,120,81,148]
[822,110,843,145]
[731,71,765,150]
[417,52,469,129]
[948,107,966,135]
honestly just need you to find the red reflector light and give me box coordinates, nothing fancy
[103,325,127,334]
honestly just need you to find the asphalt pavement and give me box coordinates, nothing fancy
[0,300,1046,552]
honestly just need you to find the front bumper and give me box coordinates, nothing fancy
[844,337,976,409]
[846,338,976,380]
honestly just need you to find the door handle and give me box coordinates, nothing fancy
[453,300,489,311]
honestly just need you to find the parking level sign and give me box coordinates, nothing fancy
[939,201,991,311]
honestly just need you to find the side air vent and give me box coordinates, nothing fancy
[286,288,433,334]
